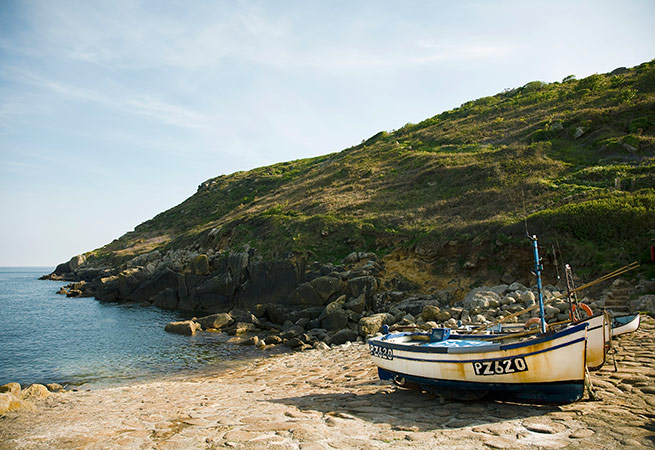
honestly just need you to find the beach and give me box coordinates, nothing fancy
[1,316,654,449]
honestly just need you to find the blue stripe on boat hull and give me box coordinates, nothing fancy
[377,368,585,405]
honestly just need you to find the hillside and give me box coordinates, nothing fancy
[74,61,655,289]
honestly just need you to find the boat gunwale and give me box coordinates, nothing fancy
[376,334,587,364]
[368,322,588,355]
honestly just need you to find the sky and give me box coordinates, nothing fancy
[1,0,654,267]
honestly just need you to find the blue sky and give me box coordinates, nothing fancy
[1,0,653,266]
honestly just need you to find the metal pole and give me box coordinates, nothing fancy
[531,235,547,334]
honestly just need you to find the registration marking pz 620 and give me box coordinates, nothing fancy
[472,357,528,376]
[369,344,394,360]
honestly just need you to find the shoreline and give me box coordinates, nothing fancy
[1,316,654,449]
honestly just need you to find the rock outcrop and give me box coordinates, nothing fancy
[0,383,61,416]
[44,245,655,354]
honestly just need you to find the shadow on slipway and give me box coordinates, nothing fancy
[271,380,567,432]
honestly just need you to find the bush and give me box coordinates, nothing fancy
[530,193,655,242]
[575,74,607,92]
[629,116,653,133]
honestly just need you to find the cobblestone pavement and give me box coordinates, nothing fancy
[1,316,654,449]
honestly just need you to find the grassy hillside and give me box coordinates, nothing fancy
[87,61,655,282]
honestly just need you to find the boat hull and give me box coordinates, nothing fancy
[377,368,586,404]
[611,313,640,337]
[368,323,588,404]
[576,314,609,371]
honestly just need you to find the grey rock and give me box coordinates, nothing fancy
[310,276,345,302]
[289,282,323,306]
[197,313,234,329]
[630,294,655,314]
[191,254,210,274]
[165,320,200,336]
[545,305,560,316]
[462,288,501,309]
[348,276,378,299]
[321,308,349,331]
[344,294,366,314]
[508,282,527,292]
[329,329,359,345]
[128,268,181,304]
[421,305,441,321]
[152,288,179,310]
[359,313,394,336]
[240,259,304,309]
[264,335,283,345]
[471,314,487,324]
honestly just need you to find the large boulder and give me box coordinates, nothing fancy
[52,254,87,277]
[193,273,235,311]
[229,309,262,327]
[630,295,655,314]
[191,254,210,275]
[462,288,501,309]
[164,320,200,336]
[197,313,234,329]
[128,268,181,303]
[266,304,290,325]
[421,305,441,321]
[394,296,433,316]
[228,251,250,284]
[310,276,345,303]
[345,294,366,314]
[0,383,21,396]
[359,313,394,337]
[21,384,50,400]
[118,269,142,299]
[0,392,22,415]
[152,288,179,310]
[239,259,303,308]
[197,273,235,298]
[288,282,323,306]
[329,328,359,345]
[348,276,378,299]
[96,275,120,302]
[319,297,349,331]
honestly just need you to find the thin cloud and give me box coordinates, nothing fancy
[1,65,209,131]
[414,40,514,62]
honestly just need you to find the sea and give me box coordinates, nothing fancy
[0,267,260,389]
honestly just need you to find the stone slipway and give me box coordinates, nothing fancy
[1,317,654,449]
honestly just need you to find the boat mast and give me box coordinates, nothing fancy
[530,235,547,334]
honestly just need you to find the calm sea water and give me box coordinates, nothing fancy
[0,267,258,389]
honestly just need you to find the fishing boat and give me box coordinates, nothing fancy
[449,312,609,371]
[368,322,589,404]
[368,235,591,404]
[611,313,640,337]
[576,313,610,370]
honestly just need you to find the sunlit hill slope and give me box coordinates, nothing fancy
[84,61,655,283]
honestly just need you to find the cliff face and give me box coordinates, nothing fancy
[45,61,655,312]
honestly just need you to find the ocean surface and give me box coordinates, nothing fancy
[0,267,260,389]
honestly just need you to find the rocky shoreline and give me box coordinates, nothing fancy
[42,250,655,353]
[1,316,654,449]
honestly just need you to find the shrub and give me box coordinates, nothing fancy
[530,193,655,242]
[616,88,637,103]
[575,74,607,92]
[629,116,653,133]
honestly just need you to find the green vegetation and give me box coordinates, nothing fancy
[86,61,655,278]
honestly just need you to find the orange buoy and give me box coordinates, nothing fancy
[524,317,544,330]
[570,303,593,320]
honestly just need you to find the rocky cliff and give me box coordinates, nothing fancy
[44,61,655,331]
